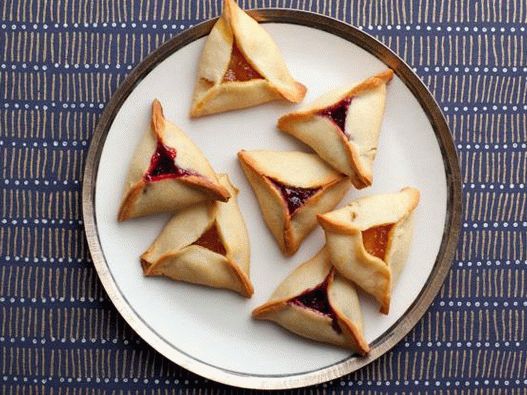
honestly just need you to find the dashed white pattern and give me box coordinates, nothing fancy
[441,104,527,113]
[457,142,527,150]
[3,178,80,186]
[1,374,192,385]
[1,218,83,225]
[0,335,138,345]
[437,300,527,308]
[1,62,134,71]
[357,24,525,33]
[1,255,89,263]
[1,334,518,350]
[462,182,525,190]
[4,62,525,75]
[342,378,525,387]
[2,294,525,311]
[457,259,527,267]
[0,296,105,303]
[462,221,527,229]
[0,21,191,30]
[2,101,104,110]
[0,139,89,151]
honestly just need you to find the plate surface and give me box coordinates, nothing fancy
[83,10,461,389]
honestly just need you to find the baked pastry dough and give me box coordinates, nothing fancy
[252,248,369,353]
[238,150,350,255]
[118,100,230,221]
[140,174,254,297]
[190,0,306,117]
[318,187,420,314]
[277,69,393,189]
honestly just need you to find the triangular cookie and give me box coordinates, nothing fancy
[278,69,393,189]
[318,187,420,314]
[140,174,254,297]
[118,100,230,221]
[238,150,350,255]
[190,0,306,117]
[252,248,369,353]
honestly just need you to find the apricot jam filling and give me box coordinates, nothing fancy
[192,222,226,256]
[362,224,394,260]
[223,43,263,82]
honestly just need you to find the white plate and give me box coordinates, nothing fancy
[84,11,461,389]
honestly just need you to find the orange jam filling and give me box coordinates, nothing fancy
[361,224,394,260]
[222,44,263,82]
[192,223,227,256]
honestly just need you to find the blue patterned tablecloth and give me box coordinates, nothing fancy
[1,1,526,393]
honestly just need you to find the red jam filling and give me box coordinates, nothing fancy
[144,142,193,182]
[362,224,394,260]
[192,222,226,256]
[268,178,321,216]
[289,272,342,334]
[222,43,263,82]
[317,96,353,135]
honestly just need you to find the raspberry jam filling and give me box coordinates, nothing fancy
[362,224,394,260]
[144,142,193,182]
[192,222,226,256]
[223,43,263,82]
[289,272,342,333]
[317,96,353,135]
[268,178,321,216]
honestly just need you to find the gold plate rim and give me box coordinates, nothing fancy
[82,9,462,390]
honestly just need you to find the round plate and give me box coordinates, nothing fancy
[83,10,461,390]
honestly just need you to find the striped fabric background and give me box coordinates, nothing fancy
[1,0,526,393]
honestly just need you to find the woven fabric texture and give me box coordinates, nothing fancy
[1,0,526,393]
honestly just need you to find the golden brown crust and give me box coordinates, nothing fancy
[238,150,350,255]
[282,177,350,255]
[318,187,420,234]
[223,258,254,297]
[277,69,394,188]
[279,117,367,188]
[152,100,231,202]
[190,80,284,118]
[239,150,341,254]
[118,176,230,222]
[140,174,254,297]
[318,187,420,314]
[223,0,306,103]
[178,175,231,202]
[142,250,254,297]
[278,70,393,121]
[117,100,230,221]
[190,0,306,117]
[330,306,370,354]
[238,150,342,187]
[237,151,288,252]
[117,180,145,222]
[151,99,166,138]
[259,176,295,254]
[346,69,393,101]
[252,248,369,353]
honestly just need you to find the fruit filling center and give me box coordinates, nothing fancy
[268,178,321,215]
[289,272,341,333]
[317,96,353,136]
[192,222,226,256]
[223,43,263,82]
[144,142,193,182]
[362,224,394,260]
